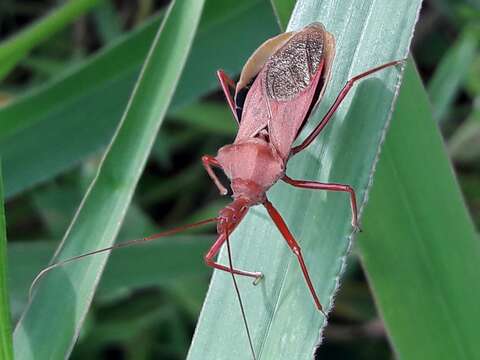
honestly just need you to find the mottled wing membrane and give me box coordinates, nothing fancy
[236,31,296,95]
[233,31,297,140]
[235,23,334,160]
[266,27,324,101]
[267,57,324,159]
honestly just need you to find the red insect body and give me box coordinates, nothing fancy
[31,22,404,360]
[204,23,341,314]
[202,22,402,316]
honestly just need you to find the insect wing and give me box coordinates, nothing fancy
[233,76,270,141]
[232,31,297,138]
[266,23,332,159]
[234,54,324,157]
[235,31,296,96]
[267,58,325,159]
[234,23,335,159]
[234,26,313,142]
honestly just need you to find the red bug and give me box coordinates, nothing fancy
[202,22,402,314]
[31,22,403,359]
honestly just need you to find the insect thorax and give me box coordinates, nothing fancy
[216,138,284,203]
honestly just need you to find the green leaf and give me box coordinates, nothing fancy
[358,60,480,359]
[92,0,123,44]
[0,0,102,80]
[0,165,13,360]
[0,0,278,198]
[427,28,478,123]
[13,0,205,358]
[447,106,480,164]
[172,102,237,136]
[187,1,421,359]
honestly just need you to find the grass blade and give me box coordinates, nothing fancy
[13,0,205,358]
[427,28,478,123]
[187,1,422,359]
[0,165,13,360]
[357,59,480,359]
[92,0,123,43]
[448,108,480,164]
[0,0,102,80]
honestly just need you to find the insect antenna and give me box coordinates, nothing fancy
[225,227,257,360]
[29,217,218,300]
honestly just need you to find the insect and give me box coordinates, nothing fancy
[203,22,402,313]
[31,22,403,360]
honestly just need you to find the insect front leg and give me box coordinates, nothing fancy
[204,231,263,285]
[263,198,326,316]
[291,59,405,155]
[282,175,359,230]
[202,155,228,195]
[217,69,240,123]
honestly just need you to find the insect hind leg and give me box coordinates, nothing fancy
[291,59,405,155]
[282,175,360,231]
[263,198,326,316]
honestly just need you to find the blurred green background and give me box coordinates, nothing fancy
[0,0,479,359]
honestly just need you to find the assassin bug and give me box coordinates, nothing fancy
[203,22,402,313]
[31,22,403,359]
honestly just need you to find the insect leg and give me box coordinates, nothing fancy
[282,175,359,230]
[291,59,405,155]
[205,232,263,284]
[263,198,326,316]
[217,69,240,123]
[202,155,228,195]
